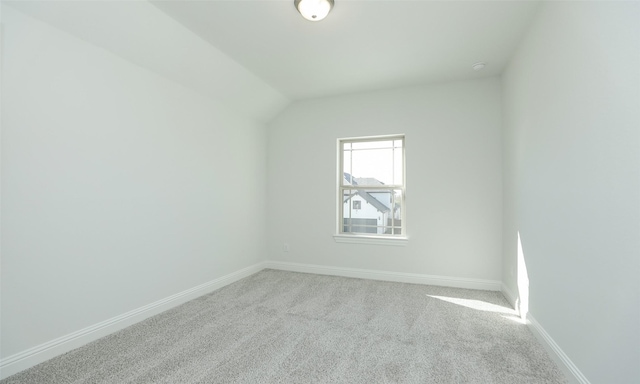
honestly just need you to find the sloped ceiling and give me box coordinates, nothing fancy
[4,0,541,121]
[153,0,541,100]
[4,0,290,122]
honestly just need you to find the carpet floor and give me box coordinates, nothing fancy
[1,269,567,383]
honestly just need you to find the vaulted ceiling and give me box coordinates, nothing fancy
[5,0,541,121]
[152,0,541,100]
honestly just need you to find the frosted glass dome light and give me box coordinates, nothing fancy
[294,0,334,21]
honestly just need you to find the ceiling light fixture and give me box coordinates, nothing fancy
[294,0,334,21]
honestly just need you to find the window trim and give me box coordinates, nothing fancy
[335,134,407,243]
[332,233,408,246]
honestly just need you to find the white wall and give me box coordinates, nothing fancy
[267,78,502,281]
[1,5,268,358]
[502,1,640,382]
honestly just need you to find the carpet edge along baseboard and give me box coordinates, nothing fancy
[0,262,266,380]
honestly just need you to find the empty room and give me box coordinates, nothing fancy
[1,0,638,383]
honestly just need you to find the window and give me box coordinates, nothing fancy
[337,135,406,241]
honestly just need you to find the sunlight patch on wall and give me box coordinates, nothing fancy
[516,231,530,321]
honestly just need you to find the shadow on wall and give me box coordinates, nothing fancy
[516,231,530,321]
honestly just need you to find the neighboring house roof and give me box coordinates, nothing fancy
[344,173,385,186]
[344,173,354,184]
[353,177,384,186]
[343,173,391,213]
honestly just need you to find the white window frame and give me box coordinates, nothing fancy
[333,134,408,246]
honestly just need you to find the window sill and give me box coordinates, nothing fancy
[333,234,408,246]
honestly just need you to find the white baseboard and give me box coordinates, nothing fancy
[6,260,589,384]
[0,262,266,380]
[264,260,502,291]
[266,262,591,383]
[527,314,591,384]
[500,283,518,309]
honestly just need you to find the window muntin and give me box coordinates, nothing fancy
[339,135,405,236]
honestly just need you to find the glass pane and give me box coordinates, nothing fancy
[351,148,393,185]
[342,150,352,185]
[341,188,402,235]
[393,147,403,185]
[392,190,402,235]
[342,190,352,233]
[394,139,402,148]
[368,191,393,210]
[342,188,380,234]
[342,189,355,219]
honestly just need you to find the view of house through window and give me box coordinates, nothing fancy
[339,135,405,236]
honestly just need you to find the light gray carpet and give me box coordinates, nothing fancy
[2,269,567,383]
